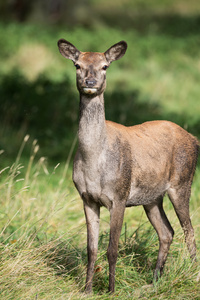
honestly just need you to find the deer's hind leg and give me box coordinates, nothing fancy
[144,197,174,281]
[168,185,196,259]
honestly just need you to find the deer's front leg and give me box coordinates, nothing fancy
[107,202,126,293]
[84,201,100,293]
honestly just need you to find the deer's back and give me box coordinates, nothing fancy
[106,120,199,206]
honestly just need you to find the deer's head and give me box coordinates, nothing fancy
[58,40,127,96]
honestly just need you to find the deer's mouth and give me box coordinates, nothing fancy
[83,88,98,94]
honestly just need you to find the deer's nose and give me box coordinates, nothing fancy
[85,78,97,87]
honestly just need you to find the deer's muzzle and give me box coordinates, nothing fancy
[85,78,97,88]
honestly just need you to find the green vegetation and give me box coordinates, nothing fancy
[0,138,199,299]
[0,6,200,299]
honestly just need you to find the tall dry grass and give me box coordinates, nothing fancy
[0,136,199,299]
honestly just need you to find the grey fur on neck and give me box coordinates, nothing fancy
[78,93,106,157]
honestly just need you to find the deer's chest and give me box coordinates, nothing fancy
[73,145,132,209]
[73,151,113,209]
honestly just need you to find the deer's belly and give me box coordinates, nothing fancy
[126,182,170,207]
[73,159,170,208]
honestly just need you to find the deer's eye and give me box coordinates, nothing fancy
[102,65,108,70]
[75,64,80,70]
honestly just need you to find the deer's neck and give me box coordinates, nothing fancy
[78,93,107,156]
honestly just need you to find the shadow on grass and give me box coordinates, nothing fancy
[0,71,200,161]
[0,70,79,160]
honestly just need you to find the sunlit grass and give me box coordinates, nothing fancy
[0,136,199,299]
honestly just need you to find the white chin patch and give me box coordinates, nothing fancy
[83,88,97,94]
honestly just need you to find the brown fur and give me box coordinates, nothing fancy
[58,39,199,293]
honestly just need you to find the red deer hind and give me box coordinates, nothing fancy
[58,39,199,293]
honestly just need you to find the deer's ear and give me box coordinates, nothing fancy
[57,39,80,62]
[104,41,127,64]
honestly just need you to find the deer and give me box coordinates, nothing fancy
[57,39,199,294]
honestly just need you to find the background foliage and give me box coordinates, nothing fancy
[0,0,200,299]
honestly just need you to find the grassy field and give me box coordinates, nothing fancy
[0,18,200,299]
[0,137,199,299]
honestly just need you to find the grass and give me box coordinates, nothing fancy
[0,12,200,299]
[0,134,200,299]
